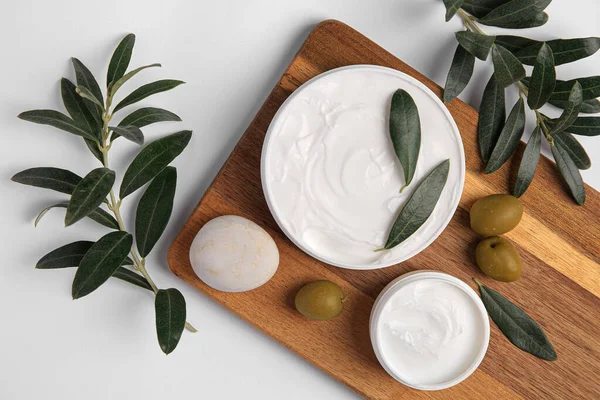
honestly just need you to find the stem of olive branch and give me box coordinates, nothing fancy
[99,95,197,334]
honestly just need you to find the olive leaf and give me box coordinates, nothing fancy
[113,268,152,291]
[76,86,104,110]
[474,280,557,361]
[135,167,177,257]
[65,168,115,227]
[495,12,548,29]
[72,231,133,299]
[443,44,475,103]
[389,89,421,191]
[18,110,98,142]
[61,78,100,139]
[553,132,591,170]
[565,117,600,136]
[109,125,144,145]
[85,139,104,163]
[118,107,181,128]
[109,63,161,96]
[521,77,600,114]
[443,0,464,21]
[120,130,192,198]
[513,126,542,197]
[548,82,583,135]
[71,58,104,121]
[516,37,600,66]
[11,167,82,195]
[478,0,551,28]
[478,74,506,163]
[485,97,525,173]
[155,288,187,355]
[461,0,511,18]
[36,241,133,269]
[495,35,538,53]
[548,76,600,102]
[552,141,586,205]
[492,44,526,88]
[527,43,555,110]
[107,33,135,87]
[113,80,185,113]
[35,202,118,229]
[456,31,496,60]
[377,159,449,250]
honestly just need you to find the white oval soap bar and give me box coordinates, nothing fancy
[189,215,279,292]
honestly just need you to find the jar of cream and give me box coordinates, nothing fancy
[370,271,490,390]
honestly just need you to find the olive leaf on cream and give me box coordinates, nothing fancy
[442,1,600,204]
[389,89,421,191]
[12,33,194,354]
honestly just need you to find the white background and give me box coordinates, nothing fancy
[1,1,599,399]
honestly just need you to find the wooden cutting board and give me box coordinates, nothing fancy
[168,20,600,399]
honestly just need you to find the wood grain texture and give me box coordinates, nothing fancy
[168,20,600,399]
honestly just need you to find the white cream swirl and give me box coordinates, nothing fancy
[262,66,464,268]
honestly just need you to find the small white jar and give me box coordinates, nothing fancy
[370,271,490,390]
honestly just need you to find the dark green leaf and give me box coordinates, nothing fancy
[552,141,585,205]
[378,160,449,250]
[443,0,464,21]
[34,202,119,229]
[461,0,511,18]
[492,44,526,88]
[136,167,177,257]
[113,80,185,113]
[550,99,600,114]
[71,58,104,122]
[118,107,181,128]
[389,89,421,191]
[155,288,187,354]
[107,33,135,87]
[553,132,591,170]
[443,44,475,103]
[549,76,600,102]
[61,78,100,139]
[549,82,583,135]
[521,77,600,114]
[66,168,115,226]
[565,117,600,136]
[516,37,600,66]
[478,74,506,163]
[11,167,82,195]
[18,110,98,142]
[527,43,555,110]
[109,125,144,145]
[513,126,542,197]
[76,86,104,110]
[456,31,496,61]
[84,138,104,163]
[495,35,539,54]
[491,12,548,29]
[120,130,192,198]
[113,267,152,291]
[485,97,526,173]
[478,0,551,28]
[37,240,134,269]
[110,63,161,96]
[72,231,133,299]
[37,241,94,269]
[475,280,557,360]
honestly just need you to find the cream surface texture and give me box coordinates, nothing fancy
[377,279,487,386]
[189,215,279,292]
[262,66,464,268]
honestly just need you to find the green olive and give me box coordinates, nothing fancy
[470,194,523,237]
[476,236,522,282]
[295,280,345,320]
